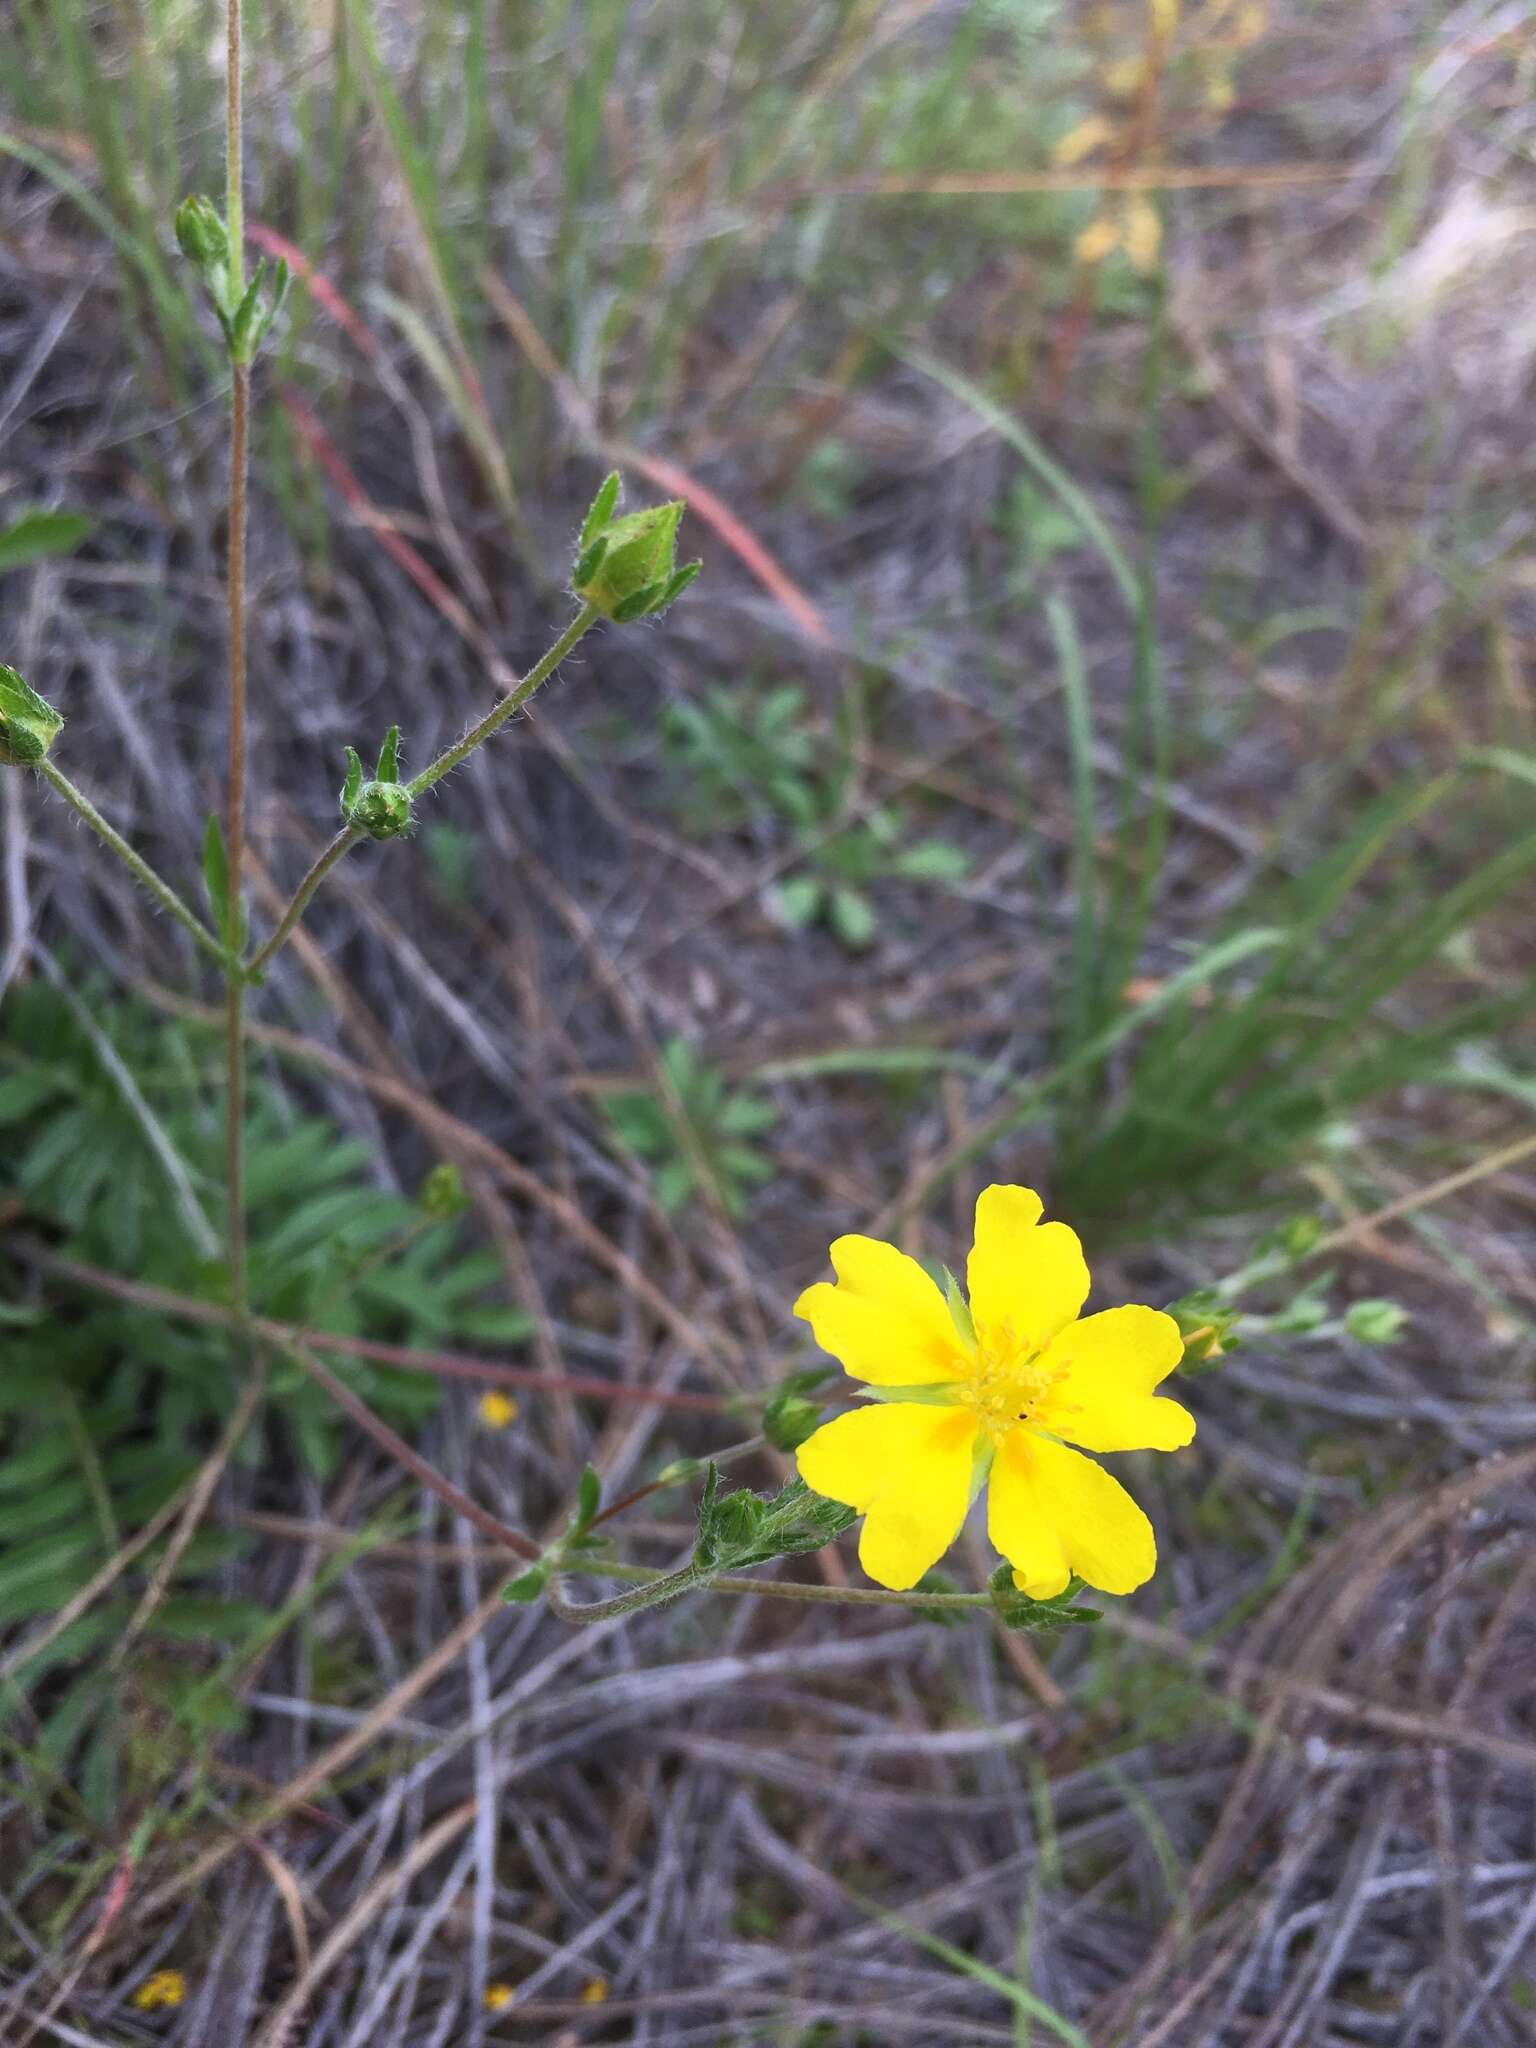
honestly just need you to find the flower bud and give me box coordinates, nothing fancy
[0,664,64,766]
[763,1388,823,1453]
[340,726,413,840]
[571,472,700,622]
[174,194,229,275]
[1344,1299,1408,1345]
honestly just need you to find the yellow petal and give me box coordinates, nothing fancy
[1052,114,1113,167]
[795,1234,966,1386]
[967,1186,1090,1355]
[797,1402,979,1591]
[1036,1305,1195,1453]
[1075,215,1122,266]
[988,1430,1155,1597]
[1122,197,1162,274]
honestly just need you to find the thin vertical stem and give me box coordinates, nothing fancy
[226,0,244,296]
[224,0,250,1316]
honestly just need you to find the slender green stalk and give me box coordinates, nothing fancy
[34,758,230,969]
[223,0,250,1316]
[549,1554,991,1622]
[246,604,601,973]
[407,603,599,798]
[246,825,360,976]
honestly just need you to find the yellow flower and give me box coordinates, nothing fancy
[793,1185,1194,1596]
[484,1982,514,2012]
[132,1971,187,2012]
[478,1390,518,1429]
[579,1976,609,2004]
[1075,213,1123,267]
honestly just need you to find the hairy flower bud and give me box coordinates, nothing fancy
[571,472,700,622]
[341,726,414,840]
[0,664,64,766]
[174,194,229,274]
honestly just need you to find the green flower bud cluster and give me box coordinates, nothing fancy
[691,1468,854,1573]
[174,195,289,365]
[0,664,64,766]
[570,472,701,622]
[341,726,414,840]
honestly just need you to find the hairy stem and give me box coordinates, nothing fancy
[407,603,599,798]
[246,826,359,976]
[34,759,230,969]
[549,1553,991,1621]
[247,604,600,972]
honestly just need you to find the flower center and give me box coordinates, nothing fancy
[956,1319,1071,1443]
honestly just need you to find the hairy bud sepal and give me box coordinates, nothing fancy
[341,726,414,840]
[0,664,64,766]
[173,196,288,365]
[571,473,701,622]
[692,1467,854,1574]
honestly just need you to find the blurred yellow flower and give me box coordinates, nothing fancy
[1052,115,1114,167]
[1075,214,1123,267]
[580,1976,609,2004]
[484,1982,514,2011]
[794,1186,1194,1596]
[478,1390,518,1429]
[1121,196,1163,272]
[132,1971,186,2011]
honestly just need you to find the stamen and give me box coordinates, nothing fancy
[956,1316,1076,1441]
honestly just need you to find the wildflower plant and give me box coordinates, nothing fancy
[2,0,1216,1717]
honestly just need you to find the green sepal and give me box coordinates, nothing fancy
[942,1266,976,1350]
[341,747,363,814]
[651,561,701,614]
[571,1464,602,1535]
[580,471,621,548]
[986,1562,1101,1632]
[857,1382,962,1406]
[611,582,663,623]
[375,724,401,783]
[693,1472,854,1573]
[0,663,64,766]
[571,536,608,589]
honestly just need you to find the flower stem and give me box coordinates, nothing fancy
[245,826,359,977]
[406,603,600,799]
[33,759,230,970]
[223,0,250,1319]
[549,1553,991,1622]
[245,605,600,973]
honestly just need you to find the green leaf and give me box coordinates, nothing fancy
[829,887,877,950]
[894,838,971,883]
[986,1562,1100,1632]
[580,471,621,548]
[503,1560,550,1603]
[201,811,236,947]
[0,510,91,573]
[573,1464,602,1533]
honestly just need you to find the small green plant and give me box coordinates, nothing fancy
[658,683,820,832]
[770,803,971,953]
[605,1036,778,1218]
[658,684,970,949]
